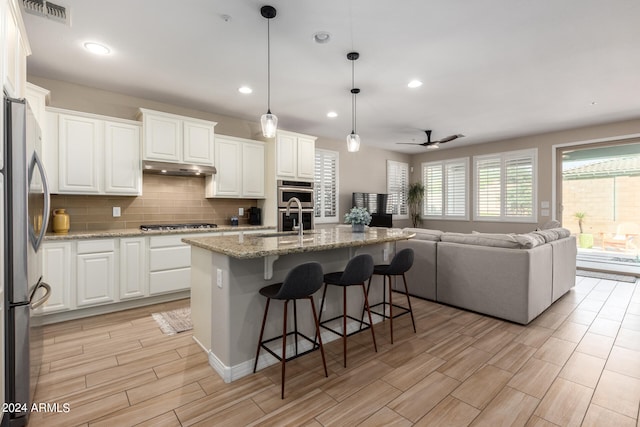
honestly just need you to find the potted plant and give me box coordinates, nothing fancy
[574,212,593,248]
[344,207,372,232]
[407,182,425,228]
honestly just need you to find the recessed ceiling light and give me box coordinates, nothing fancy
[408,80,423,88]
[590,101,597,106]
[327,111,338,118]
[238,86,253,94]
[83,42,111,55]
[313,31,331,44]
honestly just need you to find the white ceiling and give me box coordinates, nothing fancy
[22,0,640,153]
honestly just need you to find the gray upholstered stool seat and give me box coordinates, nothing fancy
[253,262,328,399]
[366,248,416,344]
[318,253,377,368]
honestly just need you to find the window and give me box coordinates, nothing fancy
[474,148,537,222]
[314,149,339,223]
[387,160,409,218]
[422,158,469,220]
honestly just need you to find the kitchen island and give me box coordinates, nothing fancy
[182,227,415,382]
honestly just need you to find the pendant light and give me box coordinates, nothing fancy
[260,5,278,138]
[346,52,361,152]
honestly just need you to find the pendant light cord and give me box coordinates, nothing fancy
[267,18,271,113]
[351,60,356,133]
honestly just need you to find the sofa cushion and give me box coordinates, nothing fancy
[532,227,571,242]
[403,228,443,241]
[441,232,540,249]
[540,219,561,230]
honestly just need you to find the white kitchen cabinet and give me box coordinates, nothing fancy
[139,108,216,166]
[276,130,316,181]
[25,83,50,126]
[58,114,102,193]
[104,121,141,194]
[46,108,142,195]
[119,237,146,300]
[38,241,73,314]
[76,240,116,307]
[148,235,193,295]
[3,0,29,98]
[207,135,265,198]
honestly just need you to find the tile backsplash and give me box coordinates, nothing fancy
[49,174,258,232]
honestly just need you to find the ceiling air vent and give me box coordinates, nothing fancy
[22,0,70,25]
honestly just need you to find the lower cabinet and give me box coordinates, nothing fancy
[120,237,147,299]
[39,241,73,314]
[76,240,116,307]
[148,235,192,295]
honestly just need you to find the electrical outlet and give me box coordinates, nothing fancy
[112,207,121,217]
[383,248,389,262]
[216,269,223,288]
[238,207,244,216]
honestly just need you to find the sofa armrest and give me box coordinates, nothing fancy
[396,239,437,300]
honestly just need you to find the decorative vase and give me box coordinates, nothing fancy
[52,208,70,234]
[578,233,593,249]
[352,223,365,233]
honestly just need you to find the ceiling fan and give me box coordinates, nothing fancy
[397,130,465,149]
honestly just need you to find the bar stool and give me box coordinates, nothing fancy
[318,253,377,367]
[365,248,416,344]
[253,262,328,399]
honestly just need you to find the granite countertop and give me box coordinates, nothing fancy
[43,225,275,241]
[182,227,416,259]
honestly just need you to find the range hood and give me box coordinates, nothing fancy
[142,160,216,177]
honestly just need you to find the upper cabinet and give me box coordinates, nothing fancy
[2,0,30,98]
[138,108,216,166]
[276,130,316,181]
[25,83,50,126]
[46,108,142,195]
[206,135,265,198]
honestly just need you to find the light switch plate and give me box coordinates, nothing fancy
[239,207,244,216]
[112,207,121,217]
[541,201,550,209]
[541,209,550,217]
[216,269,223,288]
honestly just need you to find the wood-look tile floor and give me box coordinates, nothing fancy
[29,275,640,427]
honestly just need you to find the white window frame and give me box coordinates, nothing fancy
[386,160,409,219]
[422,157,469,220]
[314,149,339,223]
[473,148,538,223]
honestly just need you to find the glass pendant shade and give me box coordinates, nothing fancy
[346,132,360,152]
[261,111,278,138]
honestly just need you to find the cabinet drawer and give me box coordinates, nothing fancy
[77,239,115,254]
[149,235,191,248]
[149,246,190,271]
[149,269,190,295]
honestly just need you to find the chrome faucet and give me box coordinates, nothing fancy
[285,197,304,238]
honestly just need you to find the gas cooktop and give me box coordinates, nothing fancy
[139,223,218,231]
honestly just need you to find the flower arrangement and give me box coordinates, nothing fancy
[344,207,372,225]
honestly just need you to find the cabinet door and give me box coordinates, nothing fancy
[296,136,316,180]
[3,2,18,97]
[143,113,181,162]
[242,141,265,198]
[276,133,297,178]
[120,237,146,300]
[104,121,141,195]
[38,242,73,314]
[183,120,214,165]
[213,137,241,196]
[76,251,116,307]
[58,114,102,193]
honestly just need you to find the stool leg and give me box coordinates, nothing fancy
[361,282,378,353]
[281,300,289,399]
[309,296,328,378]
[359,277,374,331]
[315,283,328,344]
[293,299,299,355]
[402,273,417,333]
[253,297,271,373]
[388,275,394,344]
[342,285,348,368]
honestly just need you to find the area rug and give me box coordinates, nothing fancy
[577,269,638,283]
[152,307,193,335]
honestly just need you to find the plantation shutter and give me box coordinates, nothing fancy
[475,157,502,218]
[314,150,338,221]
[387,160,409,217]
[445,160,467,217]
[423,163,443,216]
[504,154,534,217]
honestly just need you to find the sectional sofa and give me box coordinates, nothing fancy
[396,227,577,324]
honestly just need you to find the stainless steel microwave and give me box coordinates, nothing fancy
[277,180,314,209]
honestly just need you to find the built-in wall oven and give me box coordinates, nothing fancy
[277,180,315,231]
[277,180,314,208]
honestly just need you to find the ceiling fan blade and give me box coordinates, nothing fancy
[395,142,429,145]
[437,134,465,144]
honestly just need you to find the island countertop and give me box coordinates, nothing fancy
[182,227,415,259]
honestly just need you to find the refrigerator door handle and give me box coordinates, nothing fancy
[29,150,51,251]
[29,277,52,310]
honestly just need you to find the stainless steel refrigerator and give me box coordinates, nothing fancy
[2,96,52,426]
